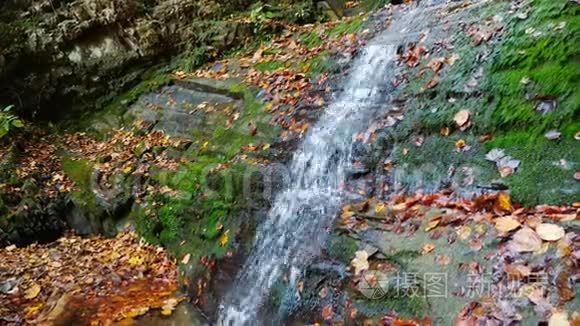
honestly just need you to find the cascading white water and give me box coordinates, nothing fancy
[219,38,396,324]
[214,0,471,322]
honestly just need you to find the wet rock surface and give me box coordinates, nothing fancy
[0,0,314,118]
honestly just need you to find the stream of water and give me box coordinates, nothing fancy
[217,4,437,324]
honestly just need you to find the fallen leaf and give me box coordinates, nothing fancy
[457,225,472,241]
[425,216,442,231]
[497,156,520,177]
[494,192,513,213]
[454,110,471,130]
[549,310,570,326]
[24,283,41,300]
[485,148,506,162]
[375,203,386,214]
[495,216,521,232]
[351,250,369,275]
[219,230,230,247]
[128,256,144,266]
[435,254,451,265]
[421,243,435,255]
[536,223,565,241]
[425,76,439,89]
[556,270,575,303]
[181,254,191,265]
[455,139,466,150]
[499,166,514,178]
[322,304,333,321]
[509,227,542,252]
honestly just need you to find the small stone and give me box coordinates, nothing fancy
[516,12,528,19]
[535,99,557,115]
[486,148,506,162]
[544,130,561,140]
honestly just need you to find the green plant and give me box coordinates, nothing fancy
[0,105,23,139]
[249,4,276,34]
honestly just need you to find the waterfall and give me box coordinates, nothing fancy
[213,5,436,321]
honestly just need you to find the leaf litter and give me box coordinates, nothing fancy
[0,231,179,324]
[339,191,578,323]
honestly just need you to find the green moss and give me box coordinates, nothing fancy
[255,60,286,72]
[62,157,97,210]
[329,17,365,37]
[174,47,215,73]
[362,0,391,11]
[327,234,359,264]
[135,82,277,268]
[299,31,323,48]
[485,0,579,133]
[354,292,429,319]
[105,71,172,113]
[485,131,579,205]
[301,52,333,77]
[390,0,578,206]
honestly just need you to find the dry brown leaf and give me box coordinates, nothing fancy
[509,227,543,252]
[536,223,565,241]
[322,304,333,321]
[454,110,471,128]
[435,254,451,265]
[495,216,521,233]
[351,250,369,275]
[556,270,575,303]
[421,243,436,255]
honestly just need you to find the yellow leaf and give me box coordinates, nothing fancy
[123,165,134,174]
[457,225,472,241]
[24,283,41,300]
[125,307,149,318]
[455,139,466,150]
[219,230,230,247]
[25,303,44,316]
[495,216,521,233]
[425,216,441,232]
[161,309,173,316]
[495,193,513,213]
[474,224,487,235]
[374,203,385,214]
[128,255,144,266]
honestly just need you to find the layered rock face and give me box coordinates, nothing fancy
[0,0,321,118]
